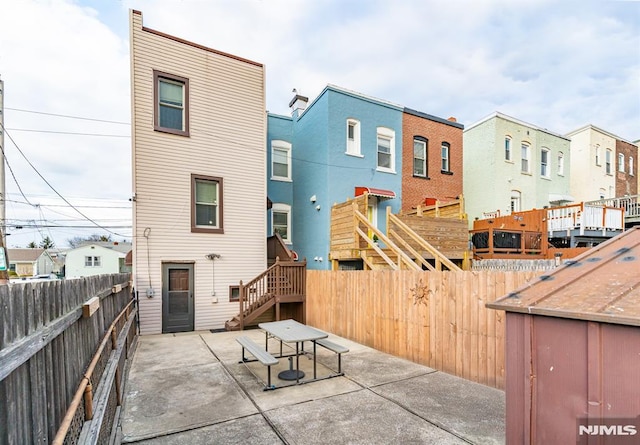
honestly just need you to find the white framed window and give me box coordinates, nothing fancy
[540,148,550,178]
[510,190,521,213]
[441,142,451,172]
[154,70,189,136]
[605,149,612,175]
[505,137,512,161]
[346,119,361,156]
[376,127,395,173]
[595,144,601,166]
[557,152,564,175]
[272,203,291,244]
[618,153,625,172]
[271,140,292,181]
[630,157,634,176]
[85,256,101,267]
[191,174,223,233]
[413,137,427,177]
[521,143,530,173]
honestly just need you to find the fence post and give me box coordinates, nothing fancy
[239,280,244,330]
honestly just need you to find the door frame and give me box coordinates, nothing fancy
[161,262,195,333]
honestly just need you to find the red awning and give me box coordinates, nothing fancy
[355,186,396,201]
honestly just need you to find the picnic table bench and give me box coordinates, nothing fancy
[237,336,278,390]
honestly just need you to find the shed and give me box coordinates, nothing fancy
[487,227,640,444]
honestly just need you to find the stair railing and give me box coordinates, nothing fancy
[352,203,420,271]
[387,207,462,271]
[238,257,306,329]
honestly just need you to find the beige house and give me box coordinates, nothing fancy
[8,248,55,277]
[130,10,267,334]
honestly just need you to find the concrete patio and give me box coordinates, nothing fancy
[117,328,505,444]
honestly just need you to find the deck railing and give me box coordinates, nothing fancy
[238,258,306,329]
[546,203,624,234]
[585,194,640,221]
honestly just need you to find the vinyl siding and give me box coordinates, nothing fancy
[130,11,266,333]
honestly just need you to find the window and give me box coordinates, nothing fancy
[618,153,625,172]
[510,190,521,213]
[271,140,292,181]
[346,119,361,156]
[191,174,223,233]
[630,157,634,176]
[599,188,606,199]
[605,149,612,174]
[229,285,240,302]
[85,256,101,267]
[557,152,564,175]
[441,142,450,172]
[272,203,291,243]
[376,127,395,172]
[153,70,189,136]
[595,145,601,166]
[505,137,512,161]
[413,137,428,177]
[521,143,530,173]
[540,148,550,178]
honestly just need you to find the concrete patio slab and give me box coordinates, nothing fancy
[374,371,505,445]
[118,329,505,444]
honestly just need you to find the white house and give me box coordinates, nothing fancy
[463,112,572,224]
[7,248,55,277]
[130,11,267,334]
[64,244,126,278]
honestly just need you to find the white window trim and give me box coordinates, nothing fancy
[521,143,531,174]
[630,156,634,176]
[557,152,564,176]
[376,127,396,173]
[272,203,292,244]
[618,153,625,173]
[540,148,550,178]
[595,145,601,166]
[505,136,512,162]
[345,119,363,157]
[605,149,612,175]
[441,142,451,172]
[271,140,292,181]
[413,138,427,177]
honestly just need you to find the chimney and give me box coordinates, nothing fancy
[447,117,457,123]
[289,90,308,118]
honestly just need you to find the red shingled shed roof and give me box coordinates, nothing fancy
[487,227,640,326]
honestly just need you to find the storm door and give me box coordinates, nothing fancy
[162,263,194,333]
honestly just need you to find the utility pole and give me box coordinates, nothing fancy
[0,76,8,284]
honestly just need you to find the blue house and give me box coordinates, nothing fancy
[267,85,404,270]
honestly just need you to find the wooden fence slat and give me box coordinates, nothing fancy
[306,269,543,389]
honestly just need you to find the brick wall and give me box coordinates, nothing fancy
[402,111,463,211]
[615,139,638,196]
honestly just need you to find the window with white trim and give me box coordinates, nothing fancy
[413,137,427,177]
[540,148,550,178]
[505,137,512,161]
[376,127,395,172]
[618,153,625,172]
[605,149,612,174]
[595,144,601,166]
[510,190,521,213]
[272,203,291,243]
[630,157,634,176]
[346,119,361,156]
[271,140,292,181]
[441,142,450,172]
[521,143,530,173]
[85,256,101,267]
[557,152,564,175]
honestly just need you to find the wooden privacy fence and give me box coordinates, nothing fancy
[0,273,137,445]
[306,270,541,389]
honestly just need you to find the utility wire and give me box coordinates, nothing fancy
[6,128,130,138]
[0,141,35,207]
[5,107,130,125]
[1,122,129,237]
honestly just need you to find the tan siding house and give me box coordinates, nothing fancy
[130,10,267,334]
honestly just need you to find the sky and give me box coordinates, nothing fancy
[0,0,638,249]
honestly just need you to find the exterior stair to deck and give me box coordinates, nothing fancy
[225,240,306,331]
